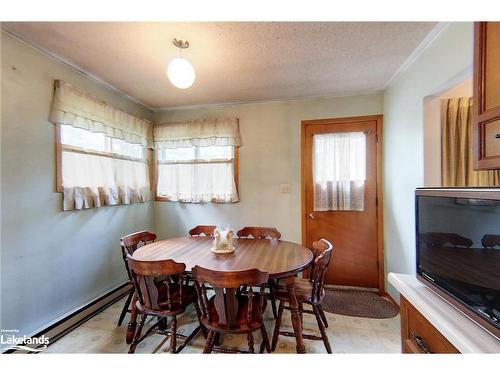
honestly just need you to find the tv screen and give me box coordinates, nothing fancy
[416,188,500,338]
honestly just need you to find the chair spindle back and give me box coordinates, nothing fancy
[189,225,216,237]
[120,231,157,281]
[192,266,269,328]
[236,227,281,239]
[127,256,187,312]
[310,239,334,304]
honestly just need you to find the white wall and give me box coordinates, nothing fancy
[383,23,474,299]
[153,95,383,242]
[0,32,154,340]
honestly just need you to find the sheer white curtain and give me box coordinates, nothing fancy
[313,132,366,211]
[155,119,241,203]
[62,152,150,210]
[50,81,152,211]
[60,125,151,210]
[156,145,238,203]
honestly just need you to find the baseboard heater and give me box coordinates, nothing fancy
[3,282,132,354]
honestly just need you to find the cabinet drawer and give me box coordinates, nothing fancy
[400,296,459,354]
[484,119,500,158]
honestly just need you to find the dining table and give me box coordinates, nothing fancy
[126,236,314,353]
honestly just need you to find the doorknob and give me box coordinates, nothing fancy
[308,213,316,219]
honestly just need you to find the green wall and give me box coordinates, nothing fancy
[0,32,154,342]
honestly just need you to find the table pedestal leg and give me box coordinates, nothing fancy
[286,276,306,354]
[126,295,138,344]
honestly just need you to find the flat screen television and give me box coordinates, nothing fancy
[416,188,500,339]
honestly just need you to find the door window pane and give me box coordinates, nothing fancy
[313,132,366,211]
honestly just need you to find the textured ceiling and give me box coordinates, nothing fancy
[2,22,437,109]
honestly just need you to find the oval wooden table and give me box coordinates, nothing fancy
[127,236,313,353]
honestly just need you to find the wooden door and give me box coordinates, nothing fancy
[301,115,383,289]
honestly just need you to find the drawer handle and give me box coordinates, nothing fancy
[411,332,432,354]
[496,133,500,139]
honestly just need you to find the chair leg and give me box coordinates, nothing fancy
[126,295,138,344]
[259,325,271,353]
[247,332,255,353]
[271,300,284,351]
[118,289,133,326]
[128,314,146,354]
[170,316,177,353]
[268,282,278,319]
[193,301,207,339]
[203,330,215,354]
[318,305,328,328]
[299,302,304,330]
[313,305,332,353]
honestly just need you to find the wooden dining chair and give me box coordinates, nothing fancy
[127,256,204,354]
[189,225,216,237]
[237,226,282,239]
[271,239,334,353]
[192,266,271,354]
[119,230,157,330]
[237,226,281,319]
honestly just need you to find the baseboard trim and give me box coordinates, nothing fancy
[3,282,132,354]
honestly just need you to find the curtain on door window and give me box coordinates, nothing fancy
[441,97,500,186]
[313,132,366,211]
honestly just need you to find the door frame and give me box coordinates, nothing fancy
[300,115,385,294]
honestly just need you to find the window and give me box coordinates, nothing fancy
[155,145,239,203]
[153,117,242,203]
[57,125,151,210]
[50,80,152,211]
[313,132,366,211]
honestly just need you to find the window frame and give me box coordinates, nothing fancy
[153,146,239,202]
[54,124,153,193]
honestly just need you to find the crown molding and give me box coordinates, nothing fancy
[384,22,451,89]
[1,28,154,112]
[153,89,384,112]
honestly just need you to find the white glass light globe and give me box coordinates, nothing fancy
[167,57,195,89]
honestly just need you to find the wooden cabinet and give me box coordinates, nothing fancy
[473,22,500,170]
[400,296,459,354]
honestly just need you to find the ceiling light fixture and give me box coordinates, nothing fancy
[167,38,195,89]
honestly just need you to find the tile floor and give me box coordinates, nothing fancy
[43,296,401,354]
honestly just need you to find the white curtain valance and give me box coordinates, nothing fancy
[50,80,153,147]
[154,118,242,149]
